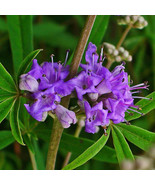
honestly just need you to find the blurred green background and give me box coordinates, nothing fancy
[0,15,154,170]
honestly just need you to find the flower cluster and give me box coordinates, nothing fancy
[19,42,150,134]
[117,15,148,29]
[103,42,132,62]
[19,53,77,128]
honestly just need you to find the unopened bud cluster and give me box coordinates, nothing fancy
[117,15,148,29]
[121,145,155,170]
[103,42,132,62]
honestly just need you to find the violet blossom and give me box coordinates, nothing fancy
[19,52,76,128]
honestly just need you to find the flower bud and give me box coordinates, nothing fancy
[55,104,77,128]
[19,74,39,92]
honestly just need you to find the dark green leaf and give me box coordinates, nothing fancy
[111,124,134,164]
[33,139,45,170]
[60,133,117,164]
[10,98,24,145]
[0,131,15,150]
[88,15,110,46]
[0,89,15,102]
[126,91,155,121]
[0,97,16,123]
[117,123,155,151]
[17,49,43,80]
[7,15,33,74]
[34,125,117,163]
[19,15,33,58]
[23,134,35,154]
[63,127,110,170]
[33,22,78,48]
[0,63,17,93]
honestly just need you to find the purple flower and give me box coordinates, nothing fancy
[84,101,109,134]
[70,71,101,100]
[78,42,150,132]
[85,42,98,65]
[24,88,61,122]
[19,51,78,127]
[55,104,77,128]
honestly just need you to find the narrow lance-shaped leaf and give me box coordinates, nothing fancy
[7,15,33,74]
[63,127,110,170]
[34,125,117,164]
[0,131,15,150]
[111,124,134,164]
[23,134,35,154]
[126,91,155,121]
[117,123,155,151]
[60,133,117,164]
[17,49,43,80]
[88,15,110,46]
[0,63,17,93]
[0,97,16,123]
[0,89,16,102]
[7,15,23,73]
[10,98,24,145]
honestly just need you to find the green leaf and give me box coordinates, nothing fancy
[0,131,15,150]
[7,15,33,74]
[63,127,110,170]
[60,133,117,164]
[19,15,33,59]
[117,123,155,151]
[111,125,134,164]
[33,21,77,49]
[10,98,24,145]
[88,15,110,46]
[0,89,15,102]
[17,49,43,80]
[23,134,35,154]
[0,97,16,123]
[0,63,17,93]
[33,139,45,170]
[126,91,155,121]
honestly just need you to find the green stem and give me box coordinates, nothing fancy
[61,15,96,108]
[116,24,132,49]
[106,24,133,69]
[46,118,64,170]
[66,15,96,80]
[45,15,96,170]
[62,123,83,168]
[28,148,37,170]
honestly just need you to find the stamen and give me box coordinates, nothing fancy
[127,107,144,116]
[51,54,54,68]
[124,118,131,125]
[132,96,151,100]
[99,46,104,62]
[57,61,62,81]
[92,115,96,120]
[126,111,134,116]
[131,91,141,94]
[42,74,46,77]
[42,95,46,99]
[121,61,126,66]
[37,79,41,83]
[104,129,108,136]
[130,79,133,85]
[64,49,70,66]
[54,101,59,105]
